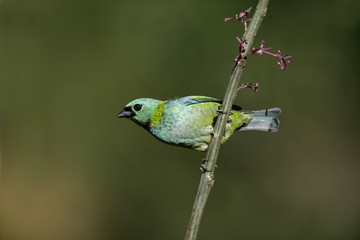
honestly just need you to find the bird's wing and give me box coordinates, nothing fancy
[165,96,242,110]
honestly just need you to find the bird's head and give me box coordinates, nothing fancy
[117,98,161,128]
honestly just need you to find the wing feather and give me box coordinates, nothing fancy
[165,96,242,110]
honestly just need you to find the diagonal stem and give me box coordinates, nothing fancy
[184,1,269,239]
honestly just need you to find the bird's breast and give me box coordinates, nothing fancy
[149,104,217,147]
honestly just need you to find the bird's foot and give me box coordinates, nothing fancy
[216,105,233,115]
[200,159,217,173]
[200,158,210,173]
[216,105,226,115]
[200,164,210,173]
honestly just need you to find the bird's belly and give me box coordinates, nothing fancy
[151,121,212,146]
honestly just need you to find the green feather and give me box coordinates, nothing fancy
[150,101,165,127]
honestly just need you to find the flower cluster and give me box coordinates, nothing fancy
[244,40,292,71]
[225,7,292,71]
[224,7,252,31]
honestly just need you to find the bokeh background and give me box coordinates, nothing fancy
[0,0,359,239]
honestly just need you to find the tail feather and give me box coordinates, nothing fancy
[240,107,281,132]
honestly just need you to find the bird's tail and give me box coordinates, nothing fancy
[239,107,281,132]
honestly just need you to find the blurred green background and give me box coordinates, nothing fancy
[0,0,359,239]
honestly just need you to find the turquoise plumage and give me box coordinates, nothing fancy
[117,96,281,151]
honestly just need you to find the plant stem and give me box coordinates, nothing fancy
[184,1,269,239]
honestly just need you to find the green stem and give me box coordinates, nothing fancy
[184,1,269,239]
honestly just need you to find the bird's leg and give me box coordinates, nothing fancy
[200,158,217,173]
[216,105,233,125]
[200,158,210,173]
[216,105,226,114]
[216,105,233,115]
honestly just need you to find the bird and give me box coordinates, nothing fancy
[117,96,281,151]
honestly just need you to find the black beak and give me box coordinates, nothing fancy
[117,107,135,118]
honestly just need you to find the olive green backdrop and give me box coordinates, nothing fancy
[0,0,359,239]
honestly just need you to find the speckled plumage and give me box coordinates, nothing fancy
[118,96,281,151]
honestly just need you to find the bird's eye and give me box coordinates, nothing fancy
[133,104,142,111]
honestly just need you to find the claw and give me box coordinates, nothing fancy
[200,164,210,173]
[200,158,210,173]
[216,105,226,114]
